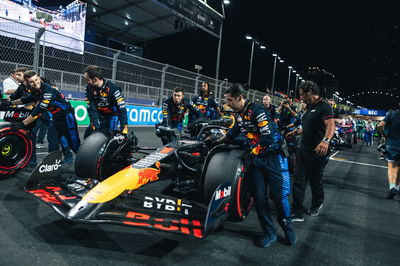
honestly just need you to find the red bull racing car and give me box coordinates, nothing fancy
[25,118,253,238]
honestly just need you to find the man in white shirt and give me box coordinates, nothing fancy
[2,67,27,96]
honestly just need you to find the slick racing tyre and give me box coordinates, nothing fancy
[75,132,131,181]
[0,124,33,175]
[202,149,253,222]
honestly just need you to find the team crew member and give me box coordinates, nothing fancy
[160,87,200,144]
[378,104,400,199]
[10,81,37,104]
[2,67,27,96]
[291,80,335,221]
[83,65,128,138]
[190,82,221,122]
[20,71,81,155]
[217,83,296,248]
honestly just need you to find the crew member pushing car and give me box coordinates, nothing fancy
[19,71,81,155]
[216,83,297,248]
[83,65,128,139]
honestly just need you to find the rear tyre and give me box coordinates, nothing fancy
[202,149,253,222]
[0,126,32,175]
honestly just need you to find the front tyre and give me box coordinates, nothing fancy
[0,126,32,175]
[75,132,131,181]
[202,149,253,222]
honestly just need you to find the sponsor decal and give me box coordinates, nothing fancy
[258,120,268,127]
[28,186,76,205]
[159,147,175,154]
[124,211,203,238]
[137,162,161,186]
[39,159,61,173]
[197,13,206,23]
[4,111,30,119]
[143,196,192,215]
[215,186,231,200]
[133,149,171,168]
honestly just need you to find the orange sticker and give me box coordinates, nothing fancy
[159,147,175,154]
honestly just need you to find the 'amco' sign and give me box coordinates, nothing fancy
[126,106,163,125]
[69,100,163,126]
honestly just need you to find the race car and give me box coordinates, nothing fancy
[25,118,253,238]
[0,101,34,176]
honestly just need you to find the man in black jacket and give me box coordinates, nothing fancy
[19,71,81,165]
[83,65,128,138]
[190,81,221,122]
[217,83,297,248]
[159,87,200,144]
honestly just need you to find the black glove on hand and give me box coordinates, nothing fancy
[128,131,138,146]
[205,137,219,149]
[0,99,11,110]
[240,152,253,169]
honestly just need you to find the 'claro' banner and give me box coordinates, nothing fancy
[0,100,164,126]
[70,100,163,126]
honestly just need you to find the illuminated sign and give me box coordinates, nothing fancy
[352,109,387,116]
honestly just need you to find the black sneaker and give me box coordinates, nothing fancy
[254,234,277,248]
[306,203,323,216]
[386,188,398,199]
[290,213,304,222]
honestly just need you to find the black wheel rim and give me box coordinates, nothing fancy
[0,132,29,170]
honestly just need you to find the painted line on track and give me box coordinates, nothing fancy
[329,157,388,169]
[329,151,340,158]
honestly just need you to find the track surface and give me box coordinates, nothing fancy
[1,127,399,266]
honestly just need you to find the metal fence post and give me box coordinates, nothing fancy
[194,74,201,95]
[40,30,46,76]
[33,28,45,72]
[112,50,121,82]
[160,64,169,106]
[60,72,64,90]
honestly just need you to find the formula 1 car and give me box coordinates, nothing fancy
[25,118,253,238]
[0,101,34,176]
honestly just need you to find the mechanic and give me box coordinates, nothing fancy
[18,71,81,158]
[83,65,128,139]
[290,80,335,222]
[159,87,201,144]
[2,67,27,96]
[8,76,51,167]
[378,103,400,199]
[189,81,222,123]
[216,83,297,248]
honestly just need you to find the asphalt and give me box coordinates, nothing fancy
[0,128,399,266]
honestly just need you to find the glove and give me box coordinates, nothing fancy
[240,152,253,169]
[128,131,138,146]
[90,122,96,131]
[0,99,11,110]
[205,136,221,149]
[121,124,129,135]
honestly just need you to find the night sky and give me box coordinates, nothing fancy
[145,0,400,109]
[38,0,400,109]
